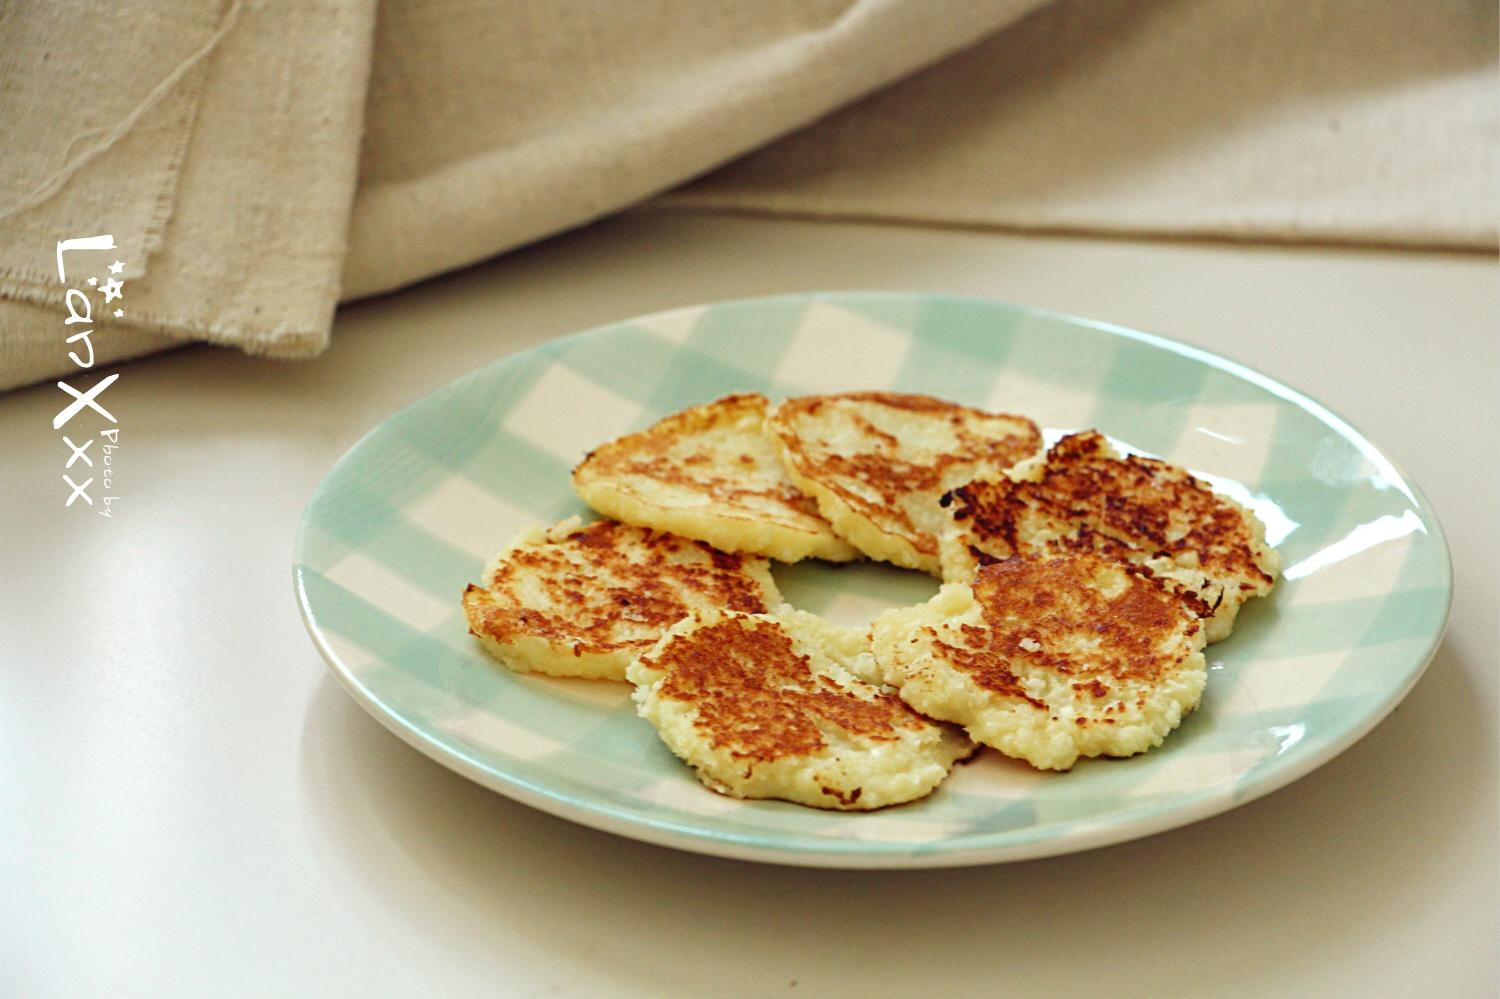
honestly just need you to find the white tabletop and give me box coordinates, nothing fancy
[4,214,1496,997]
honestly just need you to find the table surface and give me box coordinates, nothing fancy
[4,214,1496,998]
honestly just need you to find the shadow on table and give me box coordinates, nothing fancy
[299,634,1488,996]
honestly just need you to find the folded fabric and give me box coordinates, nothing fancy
[0,0,376,387]
[656,0,1500,250]
[1,0,1493,390]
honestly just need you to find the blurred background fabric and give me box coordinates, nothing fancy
[1,0,1495,390]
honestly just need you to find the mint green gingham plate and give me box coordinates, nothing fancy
[294,292,1451,868]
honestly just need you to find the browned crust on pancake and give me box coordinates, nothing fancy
[643,616,930,764]
[573,393,829,524]
[944,554,1201,728]
[768,392,1041,557]
[462,520,771,656]
[944,430,1275,606]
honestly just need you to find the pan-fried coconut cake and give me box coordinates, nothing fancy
[572,393,857,564]
[940,430,1279,643]
[872,552,1208,772]
[462,518,779,681]
[629,607,974,810]
[765,392,1041,575]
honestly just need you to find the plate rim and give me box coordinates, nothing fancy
[293,290,1454,869]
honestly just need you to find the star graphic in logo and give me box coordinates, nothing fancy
[113,309,124,318]
[99,277,124,303]
[108,260,125,275]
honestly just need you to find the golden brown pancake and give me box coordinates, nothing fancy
[872,552,1207,771]
[462,518,779,680]
[765,392,1042,574]
[940,430,1279,642]
[629,607,973,809]
[572,393,857,563]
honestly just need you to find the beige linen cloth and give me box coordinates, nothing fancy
[2,0,1495,390]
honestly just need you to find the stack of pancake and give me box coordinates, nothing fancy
[462,392,1280,809]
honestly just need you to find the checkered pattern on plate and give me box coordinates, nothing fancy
[294,292,1451,868]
